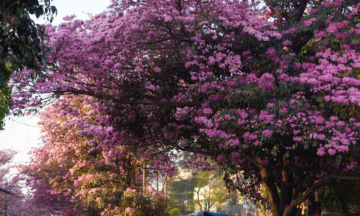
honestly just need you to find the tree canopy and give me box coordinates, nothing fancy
[11,0,360,216]
[21,95,169,216]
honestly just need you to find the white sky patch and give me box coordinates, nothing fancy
[0,116,42,165]
[35,0,111,25]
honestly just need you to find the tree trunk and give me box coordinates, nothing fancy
[256,157,282,216]
[196,190,202,210]
[266,187,281,216]
[280,169,296,216]
[339,196,349,216]
[283,206,297,216]
[142,162,146,195]
[163,176,168,196]
[260,169,298,216]
[156,171,159,192]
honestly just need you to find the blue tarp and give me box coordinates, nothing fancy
[189,211,235,216]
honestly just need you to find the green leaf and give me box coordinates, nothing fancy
[50,6,57,14]
[35,7,44,18]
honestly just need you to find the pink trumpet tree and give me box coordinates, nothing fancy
[21,96,170,216]
[0,150,36,216]
[10,0,360,215]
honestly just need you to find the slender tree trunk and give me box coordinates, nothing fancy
[194,186,203,211]
[156,171,159,192]
[163,176,168,196]
[196,189,202,211]
[142,162,146,195]
[162,176,168,208]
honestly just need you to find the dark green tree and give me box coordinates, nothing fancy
[0,0,56,129]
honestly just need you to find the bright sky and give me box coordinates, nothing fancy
[35,0,111,25]
[0,0,111,171]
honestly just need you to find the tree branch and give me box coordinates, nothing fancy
[288,175,360,209]
[296,0,310,22]
[336,176,360,181]
[54,89,203,107]
[0,187,15,195]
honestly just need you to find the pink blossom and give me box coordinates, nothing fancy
[328,149,337,156]
[216,155,226,164]
[262,130,272,138]
[125,207,135,213]
[203,108,213,116]
[267,103,276,108]
[153,67,161,73]
[235,109,248,119]
[304,18,317,27]
[282,40,292,46]
[317,148,326,156]
[164,15,173,22]
[293,136,302,142]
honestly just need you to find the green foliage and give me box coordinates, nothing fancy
[0,0,55,71]
[168,208,181,216]
[193,171,236,211]
[0,0,56,129]
[168,171,198,214]
[118,190,168,216]
[0,85,11,130]
[168,169,233,214]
